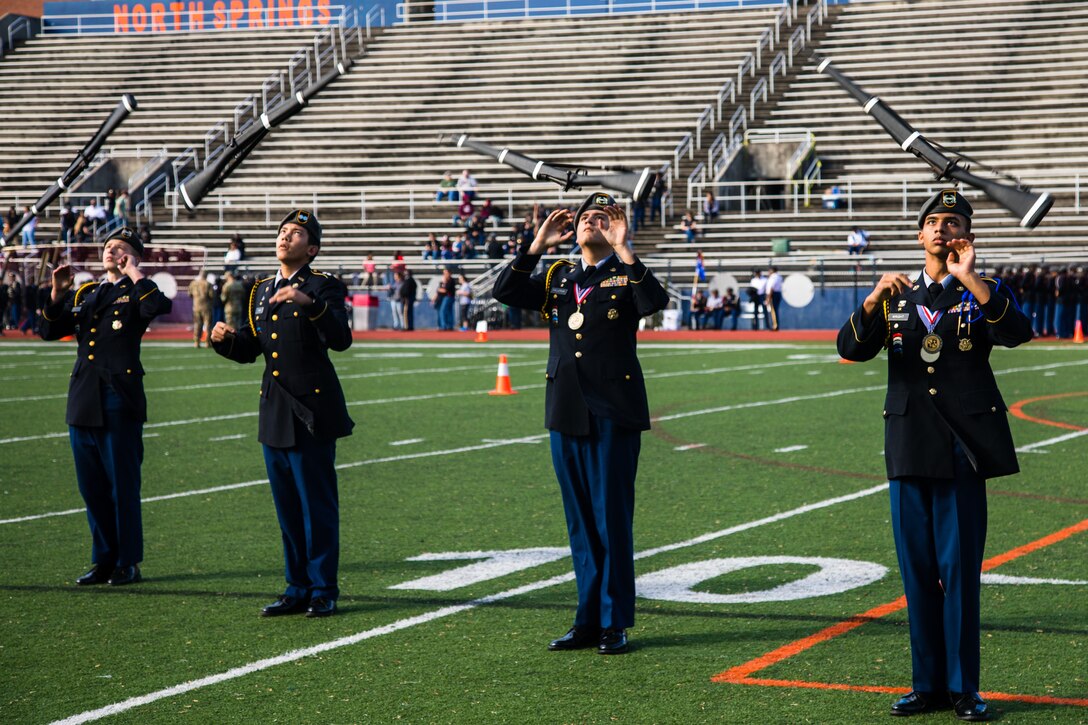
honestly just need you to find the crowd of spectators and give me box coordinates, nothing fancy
[0,271,51,336]
[994,264,1088,339]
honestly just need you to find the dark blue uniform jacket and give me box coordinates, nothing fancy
[212,266,354,448]
[494,252,670,436]
[837,276,1032,480]
[40,277,172,426]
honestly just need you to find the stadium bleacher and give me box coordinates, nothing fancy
[0,0,1084,291]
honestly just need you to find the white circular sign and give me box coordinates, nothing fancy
[152,272,178,299]
[782,273,815,308]
[73,271,95,288]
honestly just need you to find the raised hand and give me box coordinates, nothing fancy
[945,238,976,280]
[862,272,913,317]
[51,264,73,302]
[529,208,574,254]
[210,321,235,344]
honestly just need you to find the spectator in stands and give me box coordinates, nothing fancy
[188,270,215,348]
[454,197,475,227]
[3,206,18,238]
[60,201,76,244]
[399,268,418,331]
[723,287,740,330]
[221,270,246,331]
[702,191,719,223]
[765,265,783,331]
[84,199,107,232]
[73,212,90,244]
[433,268,456,331]
[104,190,116,224]
[822,184,843,209]
[706,288,724,330]
[748,268,767,330]
[457,274,473,330]
[689,289,707,329]
[114,189,130,227]
[228,232,245,258]
[20,206,37,246]
[388,270,405,330]
[224,239,243,273]
[486,233,504,260]
[847,226,870,255]
[6,273,23,330]
[362,254,378,289]
[631,198,646,233]
[18,278,39,334]
[435,171,457,202]
[680,210,699,243]
[479,198,499,229]
[649,181,664,222]
[137,225,152,247]
[457,169,478,202]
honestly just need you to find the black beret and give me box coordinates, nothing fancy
[104,226,144,256]
[918,189,973,228]
[574,191,618,228]
[279,209,322,246]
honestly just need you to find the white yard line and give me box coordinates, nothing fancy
[0,359,822,446]
[49,483,889,725]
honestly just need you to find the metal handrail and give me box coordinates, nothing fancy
[695,105,714,149]
[768,51,787,94]
[396,0,792,23]
[673,133,693,179]
[716,78,736,122]
[749,77,768,120]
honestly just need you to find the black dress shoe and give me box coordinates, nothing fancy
[890,690,950,716]
[306,598,337,618]
[261,595,308,617]
[597,628,629,655]
[76,565,113,586]
[547,626,600,651]
[107,565,142,586]
[952,693,989,721]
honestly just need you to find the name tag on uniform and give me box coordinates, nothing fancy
[550,287,569,297]
[888,313,910,322]
[255,306,266,315]
[600,276,628,288]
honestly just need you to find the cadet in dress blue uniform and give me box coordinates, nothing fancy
[837,190,1033,722]
[494,193,670,654]
[211,210,354,618]
[40,226,172,586]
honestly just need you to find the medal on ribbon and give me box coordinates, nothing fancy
[917,303,944,362]
[569,283,593,330]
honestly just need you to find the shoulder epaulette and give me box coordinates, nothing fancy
[73,281,98,306]
[247,276,273,333]
[541,259,576,320]
[883,299,891,348]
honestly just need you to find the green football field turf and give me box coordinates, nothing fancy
[1,339,1085,724]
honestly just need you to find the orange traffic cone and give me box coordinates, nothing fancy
[1074,319,1085,344]
[489,354,517,396]
[475,320,489,343]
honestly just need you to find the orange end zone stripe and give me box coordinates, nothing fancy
[1008,392,1088,432]
[726,678,1088,707]
[712,518,1088,706]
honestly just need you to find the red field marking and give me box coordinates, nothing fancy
[712,518,1088,708]
[1008,392,1088,432]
